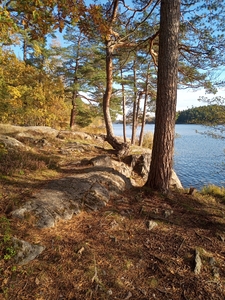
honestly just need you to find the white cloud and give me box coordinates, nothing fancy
[177,88,225,111]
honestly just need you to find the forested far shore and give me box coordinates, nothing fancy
[176,104,225,125]
[115,104,225,125]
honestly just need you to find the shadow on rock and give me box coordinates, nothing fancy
[11,163,132,228]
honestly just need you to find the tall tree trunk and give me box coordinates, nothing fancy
[22,23,29,63]
[70,36,81,129]
[121,69,127,143]
[131,59,138,145]
[139,63,150,146]
[23,39,27,62]
[146,0,180,192]
[70,83,78,129]
[139,92,147,147]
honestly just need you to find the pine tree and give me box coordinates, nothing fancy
[146,0,180,192]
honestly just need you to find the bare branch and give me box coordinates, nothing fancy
[121,0,156,12]
[119,0,160,43]
[78,93,98,104]
[149,30,159,67]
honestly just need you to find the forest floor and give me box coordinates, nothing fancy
[0,129,225,300]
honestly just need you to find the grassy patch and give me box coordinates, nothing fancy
[0,146,59,176]
[0,216,17,261]
[200,184,225,202]
[142,131,154,149]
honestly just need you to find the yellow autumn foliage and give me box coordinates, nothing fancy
[0,49,70,128]
[8,86,22,99]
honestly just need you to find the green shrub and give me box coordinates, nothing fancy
[0,216,16,261]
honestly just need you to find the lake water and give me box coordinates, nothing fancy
[113,123,225,190]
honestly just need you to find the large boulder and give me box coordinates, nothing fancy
[0,134,28,150]
[57,130,92,140]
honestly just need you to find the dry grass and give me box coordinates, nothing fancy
[0,148,59,176]
[0,133,225,300]
[83,126,106,135]
[142,131,154,149]
[201,185,225,202]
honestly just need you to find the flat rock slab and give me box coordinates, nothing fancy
[12,166,132,228]
[0,124,59,138]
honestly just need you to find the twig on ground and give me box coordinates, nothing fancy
[195,231,212,242]
[91,254,99,284]
[177,237,185,253]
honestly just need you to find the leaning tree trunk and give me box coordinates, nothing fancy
[103,41,115,138]
[146,0,180,192]
[103,40,129,156]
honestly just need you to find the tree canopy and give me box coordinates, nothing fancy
[1,1,224,127]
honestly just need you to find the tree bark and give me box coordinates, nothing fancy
[121,69,127,143]
[102,0,129,156]
[103,41,129,156]
[131,59,138,145]
[103,41,115,137]
[70,35,81,129]
[146,0,180,192]
[139,63,150,146]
